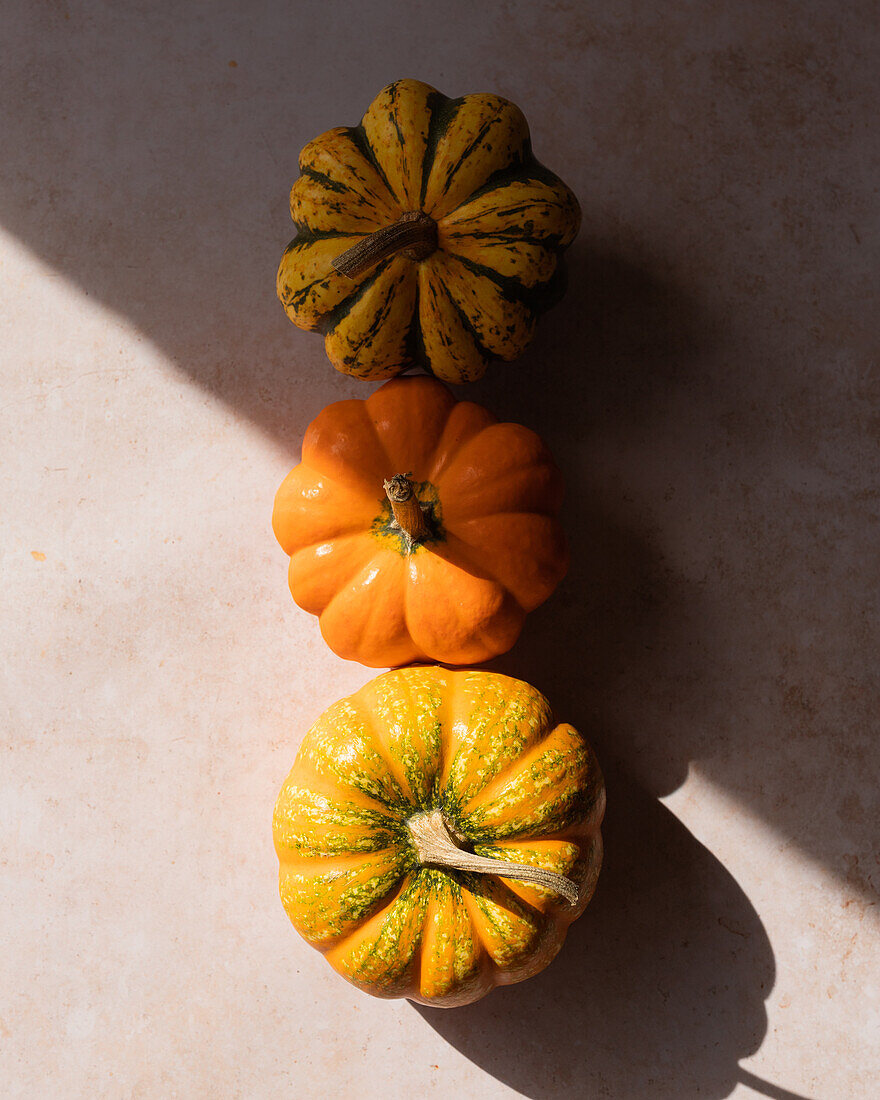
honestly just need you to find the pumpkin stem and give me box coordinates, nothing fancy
[384,473,431,546]
[332,211,437,279]
[407,809,581,906]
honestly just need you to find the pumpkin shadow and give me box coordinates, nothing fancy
[414,772,778,1100]
[412,246,789,1097]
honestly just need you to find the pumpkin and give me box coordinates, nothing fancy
[272,375,568,668]
[277,78,581,382]
[273,665,605,1006]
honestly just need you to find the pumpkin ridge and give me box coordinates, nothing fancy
[277,237,369,331]
[445,248,554,311]
[315,257,392,336]
[283,764,398,820]
[440,157,568,220]
[298,129,400,221]
[426,271,494,365]
[288,535,379,618]
[327,870,427,993]
[319,551,423,667]
[428,112,498,210]
[423,95,530,219]
[430,532,525,612]
[387,664,446,814]
[298,704,413,814]
[274,776,402,841]
[288,460,384,512]
[345,692,425,812]
[279,848,414,949]
[296,164,391,227]
[439,678,548,803]
[416,262,489,382]
[418,91,458,209]
[319,869,421,960]
[327,261,415,371]
[348,125,396,195]
[286,524,374,563]
[424,399,499,482]
[464,726,599,843]
[457,876,544,971]
[441,224,567,249]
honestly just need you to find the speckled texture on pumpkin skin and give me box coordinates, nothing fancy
[273,666,605,1007]
[276,77,581,382]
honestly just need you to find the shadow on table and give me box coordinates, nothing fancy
[415,776,783,1100]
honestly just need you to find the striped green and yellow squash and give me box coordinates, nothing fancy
[277,79,581,382]
[273,666,605,1007]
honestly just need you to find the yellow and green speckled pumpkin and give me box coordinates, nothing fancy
[277,78,581,382]
[273,666,605,1007]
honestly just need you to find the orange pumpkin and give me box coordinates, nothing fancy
[272,376,568,667]
[273,666,605,1006]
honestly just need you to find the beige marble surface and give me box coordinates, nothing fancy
[2,2,878,1097]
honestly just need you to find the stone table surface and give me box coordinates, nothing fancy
[2,3,878,1098]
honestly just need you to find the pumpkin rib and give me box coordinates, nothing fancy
[422,94,531,220]
[279,764,398,822]
[319,552,423,668]
[288,534,381,617]
[359,79,440,210]
[445,248,557,312]
[403,551,520,667]
[290,170,378,237]
[439,166,580,237]
[273,783,399,858]
[417,262,490,383]
[313,256,392,336]
[343,691,424,812]
[440,675,551,804]
[428,252,535,361]
[363,371,458,477]
[298,126,401,223]
[279,847,413,950]
[441,517,568,614]
[418,874,486,1001]
[425,399,499,483]
[463,724,598,843]
[277,236,373,333]
[281,461,384,515]
[417,90,458,209]
[324,256,419,378]
[346,124,400,211]
[355,666,446,811]
[297,699,414,812]
[295,744,410,820]
[457,878,545,973]
[325,871,428,997]
[274,469,380,553]
[433,532,526,613]
[441,234,559,291]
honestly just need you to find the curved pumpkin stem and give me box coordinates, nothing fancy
[384,473,431,545]
[407,809,581,906]
[332,211,437,279]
